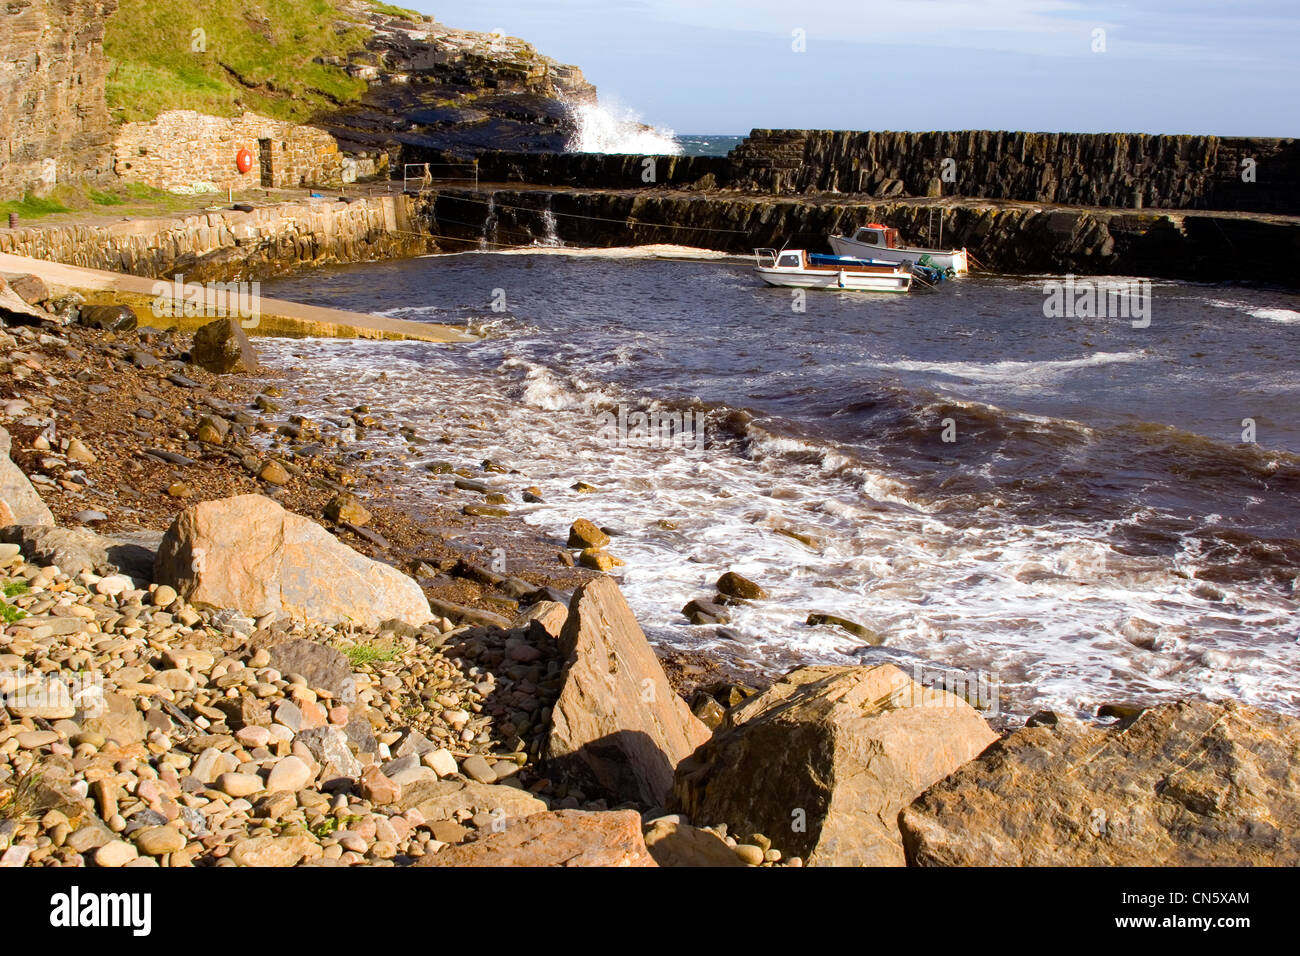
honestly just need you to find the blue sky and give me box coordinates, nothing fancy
[407,1,1300,137]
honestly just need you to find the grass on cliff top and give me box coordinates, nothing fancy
[0,183,195,221]
[104,0,404,124]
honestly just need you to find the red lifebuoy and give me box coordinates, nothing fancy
[236,148,253,174]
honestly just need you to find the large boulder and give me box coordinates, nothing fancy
[154,494,432,627]
[0,426,53,526]
[672,664,997,866]
[900,700,1300,866]
[190,317,258,374]
[545,577,711,807]
[417,810,655,867]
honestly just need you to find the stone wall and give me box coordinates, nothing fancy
[724,130,1300,213]
[0,194,431,281]
[0,0,117,199]
[475,151,727,189]
[112,111,346,193]
[424,187,1300,287]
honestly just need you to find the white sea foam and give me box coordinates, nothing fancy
[252,337,1300,719]
[564,97,681,155]
[876,351,1146,385]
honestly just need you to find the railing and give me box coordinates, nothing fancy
[402,161,479,193]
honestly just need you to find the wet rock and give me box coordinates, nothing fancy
[155,494,433,628]
[546,577,712,805]
[78,305,138,332]
[567,518,609,550]
[417,810,655,867]
[717,571,767,601]
[673,664,997,866]
[190,317,259,374]
[806,612,882,644]
[682,598,729,625]
[900,700,1300,866]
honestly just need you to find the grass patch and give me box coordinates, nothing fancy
[341,640,398,667]
[0,603,27,624]
[104,0,377,124]
[367,1,421,19]
[0,194,72,220]
[0,768,41,821]
[3,581,29,598]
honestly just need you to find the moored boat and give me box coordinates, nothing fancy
[829,223,969,274]
[754,248,913,293]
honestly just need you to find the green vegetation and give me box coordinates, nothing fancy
[0,182,203,221]
[341,640,398,667]
[367,1,421,19]
[0,602,26,624]
[0,194,71,219]
[3,581,29,598]
[0,768,41,821]
[103,0,402,124]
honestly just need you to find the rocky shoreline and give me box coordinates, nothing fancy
[2,276,1297,868]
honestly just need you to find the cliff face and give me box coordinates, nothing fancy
[316,3,597,164]
[0,0,117,199]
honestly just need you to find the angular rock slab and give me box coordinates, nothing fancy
[417,810,655,867]
[545,576,711,806]
[672,664,997,866]
[900,700,1300,866]
[0,426,53,527]
[154,494,432,627]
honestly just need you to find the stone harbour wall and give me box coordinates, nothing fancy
[426,187,1300,287]
[0,0,118,200]
[0,193,432,282]
[112,111,346,194]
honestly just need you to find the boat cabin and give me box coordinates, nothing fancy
[850,224,901,248]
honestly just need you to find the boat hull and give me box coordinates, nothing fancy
[828,236,969,274]
[756,267,911,292]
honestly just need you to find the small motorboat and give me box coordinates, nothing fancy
[829,224,969,275]
[754,248,913,293]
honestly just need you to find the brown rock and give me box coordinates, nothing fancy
[191,316,259,374]
[324,492,370,526]
[900,700,1300,866]
[716,571,767,601]
[418,810,655,867]
[510,600,567,640]
[672,664,997,866]
[567,518,609,550]
[643,819,746,867]
[359,765,400,806]
[545,577,711,806]
[154,494,432,628]
[258,460,290,485]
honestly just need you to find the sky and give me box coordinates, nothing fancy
[406,0,1300,137]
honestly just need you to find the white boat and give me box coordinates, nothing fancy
[829,224,969,274]
[754,248,913,293]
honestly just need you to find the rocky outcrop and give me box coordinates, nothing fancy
[900,701,1300,866]
[673,664,997,866]
[545,576,712,807]
[319,3,597,164]
[0,0,117,200]
[0,426,54,527]
[154,494,433,627]
[417,809,655,867]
